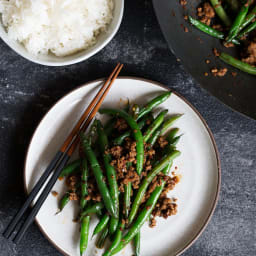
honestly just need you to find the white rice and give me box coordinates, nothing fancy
[0,0,114,56]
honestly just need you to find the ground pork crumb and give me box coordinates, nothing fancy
[114,118,128,132]
[108,146,123,159]
[184,15,188,20]
[197,3,215,25]
[158,136,168,148]
[51,191,58,197]
[213,48,220,57]
[205,59,210,64]
[232,72,237,77]
[184,27,189,32]
[224,42,235,48]
[149,218,157,228]
[211,67,228,77]
[242,41,256,65]
[69,192,78,201]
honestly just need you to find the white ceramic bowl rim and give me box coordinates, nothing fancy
[0,0,124,66]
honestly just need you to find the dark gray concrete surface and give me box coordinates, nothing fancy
[0,1,255,255]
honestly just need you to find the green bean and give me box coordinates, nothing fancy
[56,191,70,214]
[167,128,179,141]
[80,202,104,219]
[59,159,81,178]
[80,216,90,256]
[113,115,150,146]
[134,231,141,256]
[128,150,181,225]
[81,135,117,218]
[143,110,168,142]
[136,92,171,120]
[109,217,119,235]
[160,114,183,135]
[93,214,110,237]
[226,3,250,42]
[147,125,162,148]
[99,108,144,175]
[219,52,256,75]
[168,135,183,146]
[189,16,240,45]
[238,20,256,38]
[103,221,125,256]
[96,226,109,249]
[210,0,232,26]
[111,176,168,255]
[96,120,119,218]
[240,5,256,31]
[124,182,132,219]
[80,159,89,210]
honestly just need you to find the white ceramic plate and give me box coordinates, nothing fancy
[0,0,124,66]
[24,77,220,256]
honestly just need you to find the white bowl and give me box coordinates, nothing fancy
[0,0,124,66]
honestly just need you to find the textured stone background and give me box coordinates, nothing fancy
[0,1,255,255]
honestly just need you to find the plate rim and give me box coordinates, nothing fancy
[23,76,221,256]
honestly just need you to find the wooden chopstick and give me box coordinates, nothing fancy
[3,63,123,243]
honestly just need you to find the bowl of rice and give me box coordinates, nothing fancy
[0,0,124,66]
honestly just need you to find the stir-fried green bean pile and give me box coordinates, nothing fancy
[188,0,256,75]
[57,92,183,256]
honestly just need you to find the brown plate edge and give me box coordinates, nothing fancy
[23,76,221,256]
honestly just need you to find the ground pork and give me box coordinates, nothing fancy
[114,118,128,132]
[197,2,215,26]
[157,136,168,148]
[211,67,228,77]
[242,41,256,65]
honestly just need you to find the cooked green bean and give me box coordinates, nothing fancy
[93,213,110,236]
[57,191,70,214]
[99,108,144,175]
[128,150,181,225]
[80,216,90,256]
[124,182,132,219]
[96,120,119,218]
[167,128,179,141]
[136,92,171,120]
[80,202,104,219]
[59,159,81,178]
[240,5,256,31]
[210,0,232,26]
[96,226,109,249]
[189,16,240,45]
[134,231,141,256]
[147,125,162,147]
[238,20,256,38]
[81,135,117,218]
[80,159,89,210]
[103,221,125,256]
[143,110,168,142]
[109,217,119,236]
[226,3,249,42]
[160,114,183,135]
[169,135,183,147]
[219,52,256,75]
[111,177,168,255]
